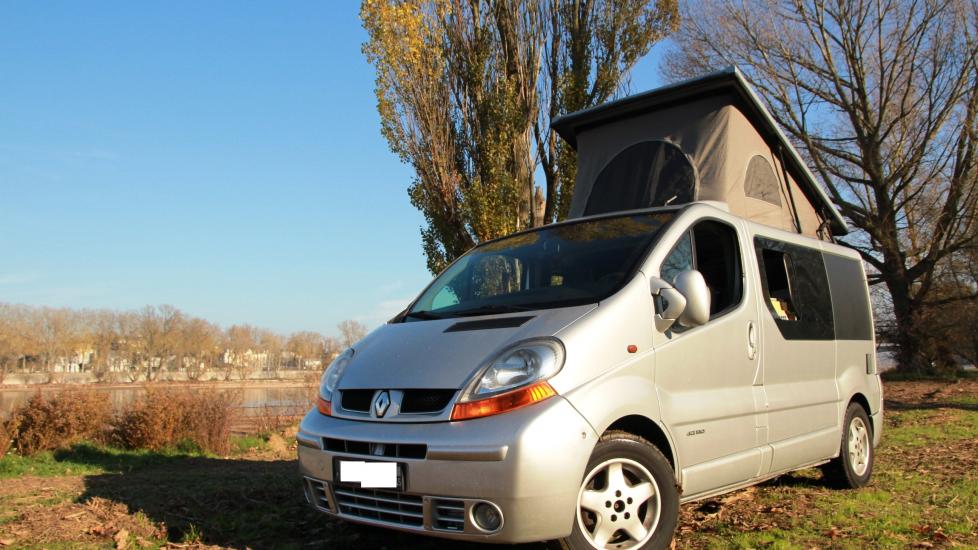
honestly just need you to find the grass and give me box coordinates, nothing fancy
[0,441,213,479]
[229,432,271,454]
[681,402,978,549]
[0,381,976,549]
[0,434,278,480]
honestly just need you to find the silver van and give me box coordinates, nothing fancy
[297,70,882,549]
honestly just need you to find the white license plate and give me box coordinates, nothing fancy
[337,460,404,490]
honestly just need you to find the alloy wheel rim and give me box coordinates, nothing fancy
[576,458,661,549]
[848,416,870,476]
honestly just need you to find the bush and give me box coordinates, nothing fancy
[0,415,20,457]
[112,388,239,455]
[11,390,112,455]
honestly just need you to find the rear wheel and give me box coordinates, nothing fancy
[823,402,874,488]
[560,431,678,550]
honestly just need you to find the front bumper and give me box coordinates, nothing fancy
[296,396,597,543]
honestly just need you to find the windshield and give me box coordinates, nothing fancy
[406,212,674,319]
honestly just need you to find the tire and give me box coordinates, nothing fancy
[559,431,678,550]
[822,402,874,488]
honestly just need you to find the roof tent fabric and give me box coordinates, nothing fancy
[551,67,847,239]
[584,140,696,215]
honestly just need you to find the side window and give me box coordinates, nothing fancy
[755,237,834,340]
[760,249,797,320]
[660,231,694,285]
[659,220,744,323]
[430,286,460,310]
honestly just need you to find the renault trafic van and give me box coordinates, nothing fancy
[297,69,882,550]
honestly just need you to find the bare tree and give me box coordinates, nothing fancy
[0,304,17,384]
[179,317,220,381]
[225,324,259,381]
[287,331,325,370]
[338,320,368,349]
[0,305,388,382]
[115,311,142,382]
[256,329,284,372]
[88,309,118,382]
[666,0,978,374]
[323,336,343,365]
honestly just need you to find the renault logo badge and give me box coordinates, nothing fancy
[373,390,391,418]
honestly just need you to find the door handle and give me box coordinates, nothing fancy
[747,321,758,360]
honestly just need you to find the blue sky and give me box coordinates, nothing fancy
[0,1,667,337]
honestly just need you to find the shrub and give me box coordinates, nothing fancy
[249,399,312,435]
[0,414,20,457]
[11,390,112,455]
[112,388,239,455]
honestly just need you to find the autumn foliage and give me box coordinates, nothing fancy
[3,388,241,457]
[10,390,113,456]
[112,389,239,455]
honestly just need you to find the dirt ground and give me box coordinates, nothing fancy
[1,380,976,549]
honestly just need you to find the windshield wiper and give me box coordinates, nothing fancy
[447,304,533,317]
[403,310,446,320]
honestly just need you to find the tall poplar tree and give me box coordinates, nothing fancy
[361,0,678,273]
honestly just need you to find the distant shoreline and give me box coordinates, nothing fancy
[0,379,317,392]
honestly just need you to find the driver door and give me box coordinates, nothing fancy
[651,217,767,497]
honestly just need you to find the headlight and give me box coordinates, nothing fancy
[452,339,564,421]
[317,348,353,416]
[464,339,564,399]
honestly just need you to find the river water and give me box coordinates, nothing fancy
[0,383,318,421]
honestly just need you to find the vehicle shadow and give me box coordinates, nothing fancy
[884,398,978,412]
[758,470,829,489]
[67,446,550,549]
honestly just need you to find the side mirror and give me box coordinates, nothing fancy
[674,270,711,327]
[649,277,686,332]
[650,270,711,332]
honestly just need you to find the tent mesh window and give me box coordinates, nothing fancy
[745,155,782,206]
[584,140,695,216]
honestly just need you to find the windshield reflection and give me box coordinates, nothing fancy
[405,212,674,320]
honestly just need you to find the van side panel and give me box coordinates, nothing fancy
[750,234,839,472]
[822,250,883,445]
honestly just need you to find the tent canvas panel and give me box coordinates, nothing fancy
[568,92,828,239]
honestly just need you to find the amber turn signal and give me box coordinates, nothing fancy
[450,381,556,421]
[317,396,332,416]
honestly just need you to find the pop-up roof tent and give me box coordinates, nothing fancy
[551,67,847,240]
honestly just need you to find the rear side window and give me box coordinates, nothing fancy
[823,253,873,340]
[755,236,834,340]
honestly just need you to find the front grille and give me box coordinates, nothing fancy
[400,390,456,413]
[306,478,330,511]
[431,498,465,531]
[340,390,374,412]
[339,389,456,415]
[333,486,423,527]
[324,437,427,459]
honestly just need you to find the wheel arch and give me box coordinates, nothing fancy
[848,392,873,433]
[603,415,678,479]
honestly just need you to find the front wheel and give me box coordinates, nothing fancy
[822,402,874,488]
[561,431,678,550]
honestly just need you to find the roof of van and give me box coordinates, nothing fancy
[551,67,848,235]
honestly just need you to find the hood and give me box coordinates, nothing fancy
[337,304,596,390]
